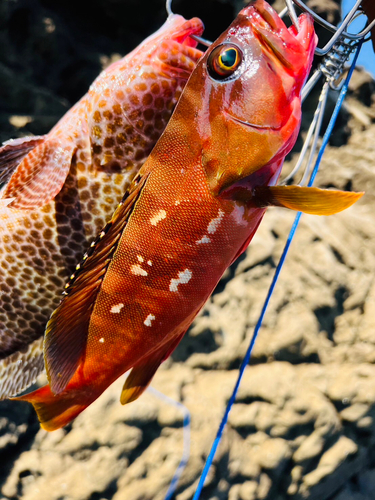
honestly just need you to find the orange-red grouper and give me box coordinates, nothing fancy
[0,14,204,399]
[15,0,363,430]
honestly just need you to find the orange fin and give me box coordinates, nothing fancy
[0,135,45,185]
[253,185,364,215]
[120,356,163,405]
[120,330,186,405]
[12,384,88,432]
[2,138,76,210]
[45,173,149,395]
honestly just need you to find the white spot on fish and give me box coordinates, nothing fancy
[131,264,148,276]
[144,314,155,327]
[169,269,192,292]
[196,235,211,244]
[232,204,247,226]
[137,255,144,263]
[150,209,167,226]
[111,303,124,314]
[99,338,105,343]
[207,209,225,234]
[147,260,152,266]
[175,200,180,206]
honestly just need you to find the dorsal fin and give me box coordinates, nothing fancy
[44,173,149,395]
[0,136,46,185]
[2,138,76,210]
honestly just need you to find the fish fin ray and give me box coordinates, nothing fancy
[0,136,46,185]
[12,385,88,431]
[120,330,186,405]
[254,185,364,215]
[0,337,44,400]
[45,173,149,395]
[2,138,76,210]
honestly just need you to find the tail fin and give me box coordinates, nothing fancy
[12,385,89,432]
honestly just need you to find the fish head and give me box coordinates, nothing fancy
[145,14,204,80]
[89,14,204,172]
[175,0,317,195]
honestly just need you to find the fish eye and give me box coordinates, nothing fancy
[207,43,243,81]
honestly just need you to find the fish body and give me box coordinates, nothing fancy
[0,14,204,399]
[16,0,363,431]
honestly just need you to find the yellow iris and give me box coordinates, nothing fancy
[207,44,243,80]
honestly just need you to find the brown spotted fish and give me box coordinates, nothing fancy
[0,14,204,399]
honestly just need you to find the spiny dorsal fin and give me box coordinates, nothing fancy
[44,173,149,395]
[253,185,364,215]
[0,136,45,185]
[2,138,76,210]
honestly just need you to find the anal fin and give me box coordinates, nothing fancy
[120,330,186,405]
[253,185,364,215]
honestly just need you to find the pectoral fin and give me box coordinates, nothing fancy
[2,138,76,210]
[120,330,186,405]
[0,135,46,185]
[253,185,364,215]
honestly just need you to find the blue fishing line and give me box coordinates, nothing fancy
[192,40,363,500]
[147,386,191,500]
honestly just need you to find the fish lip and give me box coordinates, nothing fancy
[157,17,204,78]
[224,111,282,131]
[250,0,284,33]
[170,16,205,48]
[245,0,316,69]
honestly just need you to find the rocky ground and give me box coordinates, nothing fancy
[1,0,375,499]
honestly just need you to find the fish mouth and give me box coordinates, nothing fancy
[244,0,317,74]
[171,16,205,49]
[158,15,205,77]
[224,111,282,131]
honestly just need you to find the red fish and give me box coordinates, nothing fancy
[15,0,363,431]
[0,14,203,399]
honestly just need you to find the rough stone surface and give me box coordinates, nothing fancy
[1,0,375,499]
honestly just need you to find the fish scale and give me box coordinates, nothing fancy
[0,14,204,399]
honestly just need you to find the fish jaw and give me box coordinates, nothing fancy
[168,0,317,196]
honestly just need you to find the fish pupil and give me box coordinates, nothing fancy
[219,48,237,69]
